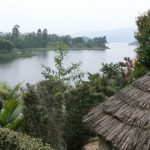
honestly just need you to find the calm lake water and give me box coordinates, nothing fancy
[0,43,136,85]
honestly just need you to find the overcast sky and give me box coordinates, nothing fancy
[0,0,150,34]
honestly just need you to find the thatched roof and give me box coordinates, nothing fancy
[83,73,150,150]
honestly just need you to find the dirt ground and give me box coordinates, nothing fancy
[83,139,99,150]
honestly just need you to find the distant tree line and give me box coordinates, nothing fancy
[48,34,107,49]
[1,25,48,49]
[0,25,107,50]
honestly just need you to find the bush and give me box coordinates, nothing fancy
[64,82,105,150]
[23,80,66,150]
[0,127,53,150]
[135,10,150,70]
[0,39,13,51]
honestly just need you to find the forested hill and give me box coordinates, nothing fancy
[0,25,108,50]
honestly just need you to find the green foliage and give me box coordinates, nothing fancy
[42,28,48,47]
[42,42,84,83]
[0,83,25,131]
[64,83,105,150]
[4,26,49,49]
[48,35,107,49]
[93,36,107,47]
[86,39,93,48]
[37,80,66,149]
[100,58,133,95]
[12,25,20,38]
[101,63,125,95]
[41,43,134,150]
[23,79,106,150]
[0,49,34,61]
[0,127,52,150]
[72,37,85,48]
[0,82,12,101]
[75,36,106,48]
[0,26,107,50]
[0,82,21,101]
[23,85,43,138]
[0,99,24,130]
[0,39,13,51]
[132,60,148,79]
[135,10,150,70]
[23,80,66,150]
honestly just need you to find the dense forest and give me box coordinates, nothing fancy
[0,25,107,51]
[0,10,150,150]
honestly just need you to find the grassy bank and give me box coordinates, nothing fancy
[69,46,109,50]
[0,46,109,61]
[0,49,34,61]
[48,45,109,51]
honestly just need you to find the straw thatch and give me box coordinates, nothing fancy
[83,73,150,150]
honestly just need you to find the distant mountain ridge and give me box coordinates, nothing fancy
[71,28,136,43]
[129,40,138,46]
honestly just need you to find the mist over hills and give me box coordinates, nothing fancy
[71,28,136,43]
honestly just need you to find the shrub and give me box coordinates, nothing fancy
[135,10,150,70]
[23,80,66,150]
[0,127,53,150]
[0,39,13,51]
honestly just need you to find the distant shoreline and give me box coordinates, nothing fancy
[69,46,109,50]
[28,46,109,51]
[0,46,109,61]
[128,41,138,46]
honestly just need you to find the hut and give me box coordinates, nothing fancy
[83,73,150,150]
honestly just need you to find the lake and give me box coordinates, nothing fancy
[0,43,136,85]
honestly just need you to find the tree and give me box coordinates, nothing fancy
[72,37,85,48]
[86,39,93,48]
[43,28,48,40]
[93,36,107,47]
[64,83,105,150]
[86,57,134,98]
[42,42,84,83]
[23,80,67,150]
[0,82,21,101]
[0,99,24,130]
[133,10,150,77]
[37,28,42,35]
[100,57,133,95]
[24,32,38,48]
[60,35,72,47]
[0,39,13,51]
[42,28,48,47]
[0,83,24,131]
[12,25,20,38]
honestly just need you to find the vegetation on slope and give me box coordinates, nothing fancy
[133,10,150,78]
[0,127,52,150]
